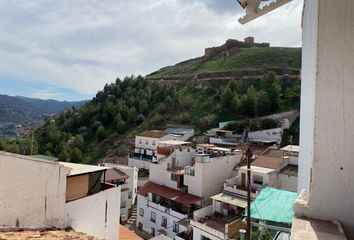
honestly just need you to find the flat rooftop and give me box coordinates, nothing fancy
[158,140,190,146]
[280,164,298,177]
[291,217,347,240]
[60,162,109,176]
[252,156,287,170]
[136,130,168,138]
[281,145,299,153]
[0,230,100,240]
[138,181,202,205]
[239,165,275,174]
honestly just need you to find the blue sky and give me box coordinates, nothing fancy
[0,0,303,101]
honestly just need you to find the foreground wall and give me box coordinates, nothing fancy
[65,186,120,240]
[0,152,67,228]
[298,0,354,237]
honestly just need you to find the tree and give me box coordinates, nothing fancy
[221,87,233,108]
[139,99,148,114]
[256,90,272,116]
[59,148,70,162]
[230,94,241,112]
[96,125,107,140]
[261,72,280,112]
[70,147,82,163]
[74,135,84,150]
[268,82,281,111]
[240,85,257,117]
[228,79,242,93]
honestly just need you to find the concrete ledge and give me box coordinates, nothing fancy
[291,217,347,240]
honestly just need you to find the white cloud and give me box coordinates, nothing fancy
[0,0,303,96]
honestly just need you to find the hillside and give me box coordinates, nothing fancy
[148,39,301,80]
[1,39,301,163]
[0,94,85,138]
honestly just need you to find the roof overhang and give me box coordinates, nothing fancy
[211,192,248,208]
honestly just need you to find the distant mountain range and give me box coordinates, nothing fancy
[0,94,86,138]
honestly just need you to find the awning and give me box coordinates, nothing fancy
[211,192,248,208]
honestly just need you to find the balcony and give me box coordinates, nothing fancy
[191,206,244,239]
[129,152,153,161]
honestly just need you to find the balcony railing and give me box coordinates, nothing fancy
[129,152,153,161]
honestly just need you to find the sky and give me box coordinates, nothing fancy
[0,0,303,101]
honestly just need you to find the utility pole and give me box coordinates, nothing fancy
[246,147,253,240]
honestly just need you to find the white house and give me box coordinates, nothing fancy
[248,127,283,146]
[183,145,242,205]
[0,151,120,240]
[129,128,194,170]
[190,194,245,240]
[102,163,139,224]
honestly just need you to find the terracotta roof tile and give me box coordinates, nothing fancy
[119,225,142,240]
[138,181,202,205]
[251,156,287,169]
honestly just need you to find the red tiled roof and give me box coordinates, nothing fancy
[138,181,202,205]
[119,225,142,240]
[251,156,286,169]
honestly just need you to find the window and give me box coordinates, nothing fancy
[138,222,143,231]
[253,175,263,185]
[145,139,149,145]
[138,138,142,144]
[128,192,132,199]
[152,140,156,146]
[151,227,155,237]
[173,221,179,233]
[161,216,167,227]
[139,208,144,217]
[150,211,156,223]
[121,200,126,208]
[171,173,177,182]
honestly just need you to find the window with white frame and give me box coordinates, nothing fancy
[139,208,144,217]
[150,211,156,223]
[171,173,177,181]
[161,216,167,227]
[173,221,179,233]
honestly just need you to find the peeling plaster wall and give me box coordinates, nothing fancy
[299,0,354,237]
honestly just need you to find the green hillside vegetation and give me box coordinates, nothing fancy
[149,47,301,78]
[2,71,299,164]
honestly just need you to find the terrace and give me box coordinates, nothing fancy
[191,203,245,239]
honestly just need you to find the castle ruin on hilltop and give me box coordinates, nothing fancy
[204,37,270,59]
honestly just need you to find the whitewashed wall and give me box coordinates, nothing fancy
[298,0,354,236]
[65,186,120,240]
[279,174,297,192]
[0,152,67,228]
[248,128,282,144]
[136,194,187,239]
[185,154,241,205]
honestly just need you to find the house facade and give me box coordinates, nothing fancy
[0,152,120,240]
[103,163,139,223]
